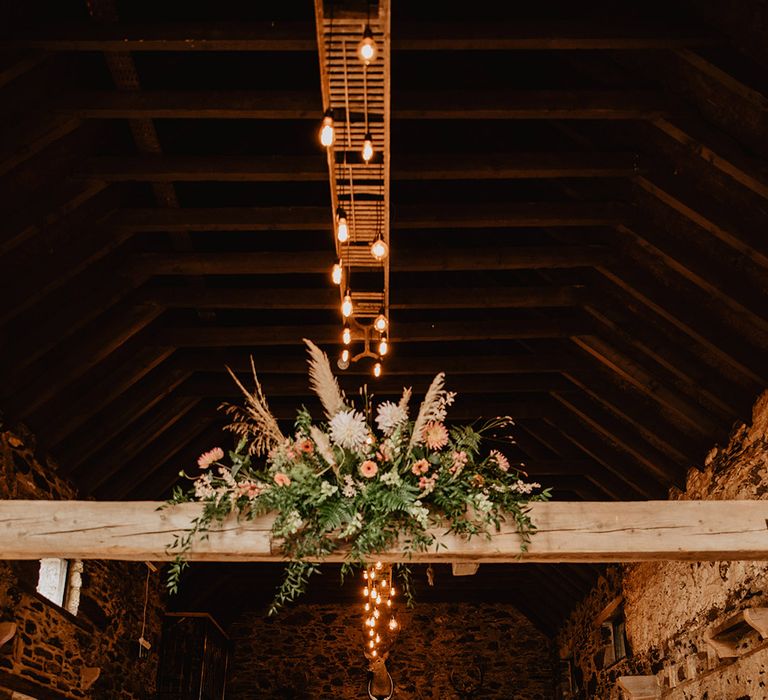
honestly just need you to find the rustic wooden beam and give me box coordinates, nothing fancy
[178,349,590,375]
[1,21,720,52]
[78,152,642,182]
[113,203,627,232]
[154,317,591,347]
[141,284,589,310]
[134,247,613,276]
[1,500,765,562]
[0,51,49,88]
[60,90,668,120]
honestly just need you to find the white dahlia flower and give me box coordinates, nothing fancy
[375,401,408,435]
[329,409,369,450]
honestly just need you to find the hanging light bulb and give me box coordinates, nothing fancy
[319,110,334,147]
[331,261,343,285]
[374,312,387,333]
[378,335,388,356]
[373,362,382,378]
[342,324,351,346]
[370,235,388,261]
[342,348,350,363]
[362,133,374,163]
[336,208,349,243]
[358,25,376,64]
[341,291,353,318]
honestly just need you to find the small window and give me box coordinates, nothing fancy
[36,559,82,615]
[601,617,627,666]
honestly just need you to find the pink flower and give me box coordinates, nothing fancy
[422,421,449,450]
[360,460,378,478]
[449,450,468,475]
[490,449,510,472]
[418,473,439,494]
[411,458,430,475]
[236,481,263,498]
[197,447,224,470]
[274,472,291,487]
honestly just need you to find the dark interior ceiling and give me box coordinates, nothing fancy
[1,0,767,634]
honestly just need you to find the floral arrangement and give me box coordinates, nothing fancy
[166,340,550,615]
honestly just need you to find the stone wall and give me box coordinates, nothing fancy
[227,602,556,699]
[0,423,166,699]
[557,392,768,699]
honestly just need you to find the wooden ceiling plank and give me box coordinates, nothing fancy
[60,90,669,120]
[154,317,590,347]
[5,303,164,419]
[133,247,613,275]
[113,203,627,231]
[0,114,81,177]
[540,416,668,499]
[141,283,589,310]
[1,20,720,51]
[514,419,646,501]
[77,152,642,181]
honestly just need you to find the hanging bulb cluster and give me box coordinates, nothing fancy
[362,561,397,660]
[319,18,389,379]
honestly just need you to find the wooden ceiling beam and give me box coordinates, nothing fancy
[72,396,203,494]
[1,21,720,52]
[0,51,49,88]
[51,356,192,467]
[5,303,164,419]
[154,317,591,347]
[114,203,627,231]
[539,416,668,499]
[133,247,613,276]
[514,419,644,501]
[60,90,669,120]
[0,114,81,177]
[78,152,642,182]
[177,349,591,375]
[141,284,589,310]
[177,371,577,398]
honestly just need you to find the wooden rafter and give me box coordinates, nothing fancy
[1,500,765,562]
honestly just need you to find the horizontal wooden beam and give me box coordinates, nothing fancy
[2,21,719,52]
[115,203,628,231]
[78,152,641,182]
[141,284,589,310]
[1,500,764,562]
[135,247,612,275]
[61,90,668,120]
[154,318,591,346]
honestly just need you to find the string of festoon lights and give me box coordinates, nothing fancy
[362,561,398,660]
[316,1,390,379]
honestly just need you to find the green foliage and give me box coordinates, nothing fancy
[165,380,551,614]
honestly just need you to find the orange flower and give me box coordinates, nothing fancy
[411,458,430,475]
[197,447,224,470]
[298,438,314,454]
[274,472,291,487]
[360,460,379,478]
[422,421,449,450]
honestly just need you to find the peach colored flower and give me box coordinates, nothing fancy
[274,472,291,487]
[236,481,263,498]
[359,460,378,478]
[490,449,510,472]
[197,447,224,470]
[418,473,439,494]
[298,438,314,454]
[449,450,468,475]
[411,458,430,475]
[422,421,449,450]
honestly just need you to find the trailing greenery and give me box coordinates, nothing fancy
[165,341,551,615]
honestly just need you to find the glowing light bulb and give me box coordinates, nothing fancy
[375,562,382,570]
[342,325,351,346]
[376,595,382,604]
[370,237,388,261]
[374,609,380,619]
[374,313,387,333]
[320,110,334,147]
[372,649,377,658]
[373,362,382,378]
[362,133,374,163]
[365,603,370,612]
[386,599,392,608]
[336,208,349,242]
[369,629,374,637]
[369,640,374,649]
[378,336,388,356]
[341,292,353,318]
[331,262,343,285]
[381,579,387,589]
[341,348,350,363]
[375,634,380,643]
[358,26,376,64]
[363,587,369,597]
[389,618,397,630]
[363,571,368,580]
[390,587,395,597]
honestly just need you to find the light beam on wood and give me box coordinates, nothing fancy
[0,500,766,562]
